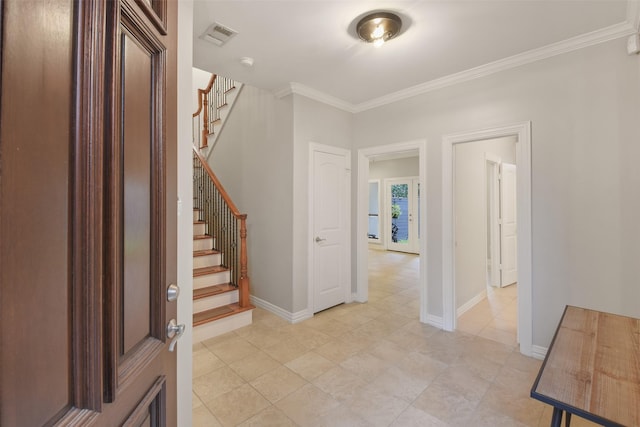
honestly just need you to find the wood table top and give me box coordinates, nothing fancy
[531,306,640,426]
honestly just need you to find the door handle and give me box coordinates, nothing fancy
[166,319,185,352]
[167,283,180,302]
[315,236,326,243]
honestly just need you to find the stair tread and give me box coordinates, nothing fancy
[193,303,254,327]
[194,265,228,277]
[193,249,220,257]
[193,234,212,240]
[193,220,206,225]
[193,283,236,300]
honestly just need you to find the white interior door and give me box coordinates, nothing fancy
[311,144,350,313]
[486,155,501,287]
[386,177,419,253]
[500,163,518,286]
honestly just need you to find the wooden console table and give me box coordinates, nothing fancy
[531,306,640,426]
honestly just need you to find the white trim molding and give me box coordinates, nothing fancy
[628,0,640,32]
[532,345,548,361]
[425,314,444,330]
[456,289,487,317]
[357,140,428,323]
[274,82,356,113]
[442,122,533,357]
[250,295,313,324]
[274,22,636,114]
[355,23,634,112]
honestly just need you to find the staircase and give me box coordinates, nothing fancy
[192,73,241,152]
[191,204,253,342]
[191,72,253,343]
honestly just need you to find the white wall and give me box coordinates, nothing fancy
[176,1,194,425]
[210,90,352,315]
[454,136,515,309]
[204,35,640,350]
[369,156,419,179]
[353,37,640,347]
[292,94,353,312]
[210,85,295,312]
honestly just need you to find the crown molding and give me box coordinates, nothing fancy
[628,0,640,31]
[354,21,635,112]
[274,20,635,114]
[273,82,356,113]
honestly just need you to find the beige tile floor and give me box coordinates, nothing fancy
[193,250,597,426]
[457,283,519,347]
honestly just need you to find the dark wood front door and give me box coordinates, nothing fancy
[0,0,178,425]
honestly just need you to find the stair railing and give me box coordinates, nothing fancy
[192,73,236,149]
[192,146,250,308]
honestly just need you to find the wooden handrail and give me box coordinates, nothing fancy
[193,74,216,147]
[192,73,237,149]
[192,145,251,308]
[192,145,241,216]
[192,73,216,118]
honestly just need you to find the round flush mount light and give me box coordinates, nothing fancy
[356,12,402,47]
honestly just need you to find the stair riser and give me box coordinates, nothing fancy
[193,238,214,252]
[193,222,206,235]
[193,310,252,343]
[194,271,231,289]
[193,290,238,313]
[193,210,200,222]
[193,253,221,269]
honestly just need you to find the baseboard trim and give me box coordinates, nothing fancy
[249,295,313,324]
[456,289,487,317]
[291,308,313,324]
[532,345,548,360]
[424,314,444,329]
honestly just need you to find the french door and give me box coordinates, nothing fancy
[386,177,419,253]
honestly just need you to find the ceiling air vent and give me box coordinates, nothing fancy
[201,22,237,47]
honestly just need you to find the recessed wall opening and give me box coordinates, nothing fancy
[442,122,532,356]
[357,140,429,325]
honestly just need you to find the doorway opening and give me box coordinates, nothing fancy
[454,137,518,347]
[357,140,431,325]
[442,122,533,356]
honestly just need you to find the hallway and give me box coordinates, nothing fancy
[191,250,551,425]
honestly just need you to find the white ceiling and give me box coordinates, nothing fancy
[193,1,638,110]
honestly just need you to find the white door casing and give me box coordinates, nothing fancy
[500,163,518,286]
[442,122,532,357]
[309,143,351,313]
[356,140,428,324]
[485,154,501,288]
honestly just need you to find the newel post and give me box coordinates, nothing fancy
[238,214,250,308]
[201,90,209,148]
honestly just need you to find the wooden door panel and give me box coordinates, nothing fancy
[122,29,154,356]
[312,147,349,313]
[0,0,177,424]
[0,1,75,424]
[122,376,166,427]
[104,0,176,422]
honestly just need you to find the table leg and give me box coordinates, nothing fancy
[551,407,563,427]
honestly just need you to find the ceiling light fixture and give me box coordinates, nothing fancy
[356,12,402,47]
